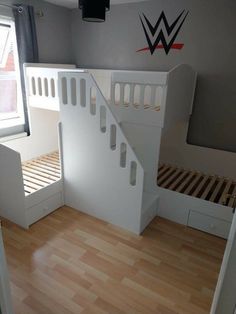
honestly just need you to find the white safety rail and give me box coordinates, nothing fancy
[110,70,168,127]
[24,63,77,111]
[59,71,145,234]
[109,65,197,129]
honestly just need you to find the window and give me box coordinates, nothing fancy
[0,17,26,141]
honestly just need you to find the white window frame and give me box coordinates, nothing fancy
[0,16,27,142]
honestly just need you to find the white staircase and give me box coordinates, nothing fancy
[59,72,146,234]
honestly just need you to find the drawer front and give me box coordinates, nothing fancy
[27,192,63,226]
[188,211,231,239]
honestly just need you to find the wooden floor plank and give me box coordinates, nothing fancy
[1,206,226,314]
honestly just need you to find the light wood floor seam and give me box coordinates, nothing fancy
[2,206,225,314]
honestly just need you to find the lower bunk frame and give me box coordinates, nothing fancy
[0,145,64,228]
[157,164,234,239]
[157,187,233,239]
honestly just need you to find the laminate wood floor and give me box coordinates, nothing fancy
[2,206,226,314]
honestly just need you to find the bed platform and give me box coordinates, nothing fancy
[157,164,234,239]
[22,151,60,196]
[0,145,63,229]
[158,164,236,207]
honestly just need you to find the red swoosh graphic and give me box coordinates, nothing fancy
[137,43,184,53]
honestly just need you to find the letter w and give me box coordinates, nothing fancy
[140,11,189,55]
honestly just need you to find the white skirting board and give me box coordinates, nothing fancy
[157,187,233,239]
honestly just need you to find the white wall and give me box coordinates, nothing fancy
[4,108,59,161]
[160,122,236,179]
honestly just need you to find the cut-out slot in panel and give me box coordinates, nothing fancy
[133,85,141,108]
[44,78,49,97]
[130,161,137,186]
[80,79,86,107]
[31,77,36,95]
[110,125,117,150]
[120,143,127,168]
[71,78,77,106]
[51,79,55,97]
[38,77,42,96]
[144,85,152,108]
[155,86,163,108]
[100,106,107,133]
[90,87,96,115]
[124,84,130,106]
[61,77,68,105]
[115,83,120,104]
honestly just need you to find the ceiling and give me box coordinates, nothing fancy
[45,0,150,9]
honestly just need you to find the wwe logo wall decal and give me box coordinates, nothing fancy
[137,10,189,55]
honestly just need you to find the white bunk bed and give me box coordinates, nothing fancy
[4,63,231,238]
[0,64,76,228]
[0,145,63,228]
[21,63,196,235]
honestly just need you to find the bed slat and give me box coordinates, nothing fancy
[158,163,235,208]
[22,151,60,196]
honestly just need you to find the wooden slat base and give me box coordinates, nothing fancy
[158,164,236,207]
[22,151,61,196]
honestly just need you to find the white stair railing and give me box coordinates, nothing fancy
[58,71,144,234]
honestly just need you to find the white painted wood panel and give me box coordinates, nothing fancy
[188,211,230,239]
[211,211,236,313]
[59,71,144,234]
[0,224,14,314]
[0,145,27,228]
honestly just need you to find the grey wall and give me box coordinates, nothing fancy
[1,0,74,160]
[1,0,74,63]
[70,0,236,178]
[31,0,74,64]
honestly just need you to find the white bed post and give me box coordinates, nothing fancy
[0,145,27,228]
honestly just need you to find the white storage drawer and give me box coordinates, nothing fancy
[26,192,63,226]
[188,210,231,239]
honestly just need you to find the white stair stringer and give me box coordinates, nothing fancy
[58,71,145,234]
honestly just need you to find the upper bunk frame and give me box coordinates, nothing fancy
[24,64,197,131]
[24,63,77,111]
